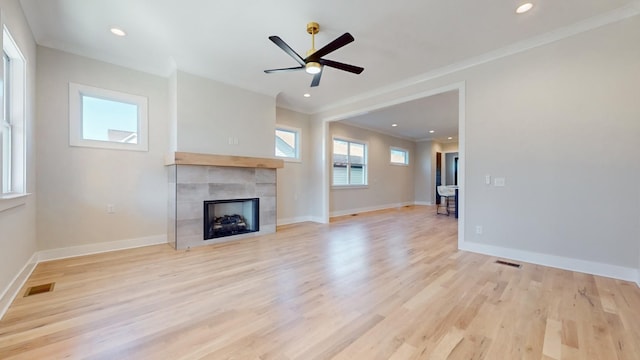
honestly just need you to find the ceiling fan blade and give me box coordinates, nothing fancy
[319,59,364,74]
[310,67,323,87]
[306,33,354,61]
[269,36,305,66]
[264,66,305,74]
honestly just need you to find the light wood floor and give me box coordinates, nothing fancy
[1,206,639,359]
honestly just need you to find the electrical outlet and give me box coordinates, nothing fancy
[106,204,115,214]
[475,225,483,235]
[494,177,506,187]
[485,175,491,185]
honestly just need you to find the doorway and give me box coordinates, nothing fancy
[319,81,466,248]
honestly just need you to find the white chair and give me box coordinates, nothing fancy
[437,185,456,215]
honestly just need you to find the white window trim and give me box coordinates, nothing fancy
[332,185,368,190]
[275,124,301,162]
[331,136,369,188]
[390,146,410,166]
[69,82,149,151]
[1,26,26,197]
[0,192,30,213]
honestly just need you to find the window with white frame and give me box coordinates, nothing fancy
[275,126,300,161]
[390,147,409,165]
[332,138,367,186]
[69,82,148,151]
[1,27,26,196]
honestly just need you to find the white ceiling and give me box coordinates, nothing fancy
[341,90,459,142]
[19,0,638,139]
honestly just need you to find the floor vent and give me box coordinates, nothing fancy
[24,283,55,297]
[495,260,522,268]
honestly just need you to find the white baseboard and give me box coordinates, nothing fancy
[309,216,328,224]
[460,241,639,283]
[0,252,38,320]
[414,201,433,206]
[330,201,415,218]
[278,216,329,225]
[37,235,167,262]
[277,216,313,226]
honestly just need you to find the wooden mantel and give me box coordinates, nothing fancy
[165,152,284,169]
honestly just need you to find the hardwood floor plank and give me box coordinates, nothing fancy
[542,319,562,359]
[0,206,638,359]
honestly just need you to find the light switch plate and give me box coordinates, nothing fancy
[494,177,506,187]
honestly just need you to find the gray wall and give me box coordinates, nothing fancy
[275,107,313,224]
[173,71,275,158]
[36,47,170,250]
[413,141,433,204]
[316,17,640,272]
[329,122,416,216]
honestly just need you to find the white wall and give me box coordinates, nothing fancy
[329,122,416,216]
[174,71,275,158]
[36,47,169,249]
[316,16,640,276]
[0,0,38,311]
[275,107,313,225]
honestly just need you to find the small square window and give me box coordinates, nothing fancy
[390,147,409,165]
[275,126,301,161]
[69,83,148,151]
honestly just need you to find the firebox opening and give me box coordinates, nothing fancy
[204,198,259,240]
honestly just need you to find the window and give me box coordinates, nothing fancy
[69,82,148,151]
[275,126,300,161]
[1,53,10,193]
[1,27,26,197]
[390,147,409,165]
[332,138,367,186]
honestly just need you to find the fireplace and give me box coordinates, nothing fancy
[167,153,282,250]
[203,198,259,240]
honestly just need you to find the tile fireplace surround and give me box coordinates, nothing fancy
[166,152,284,250]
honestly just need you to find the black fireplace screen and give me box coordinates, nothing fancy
[203,198,259,239]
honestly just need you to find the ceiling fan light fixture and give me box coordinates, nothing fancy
[305,62,322,74]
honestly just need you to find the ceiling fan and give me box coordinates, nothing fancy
[264,22,364,87]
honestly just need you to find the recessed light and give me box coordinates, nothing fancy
[429,130,435,133]
[110,27,127,37]
[448,137,453,140]
[516,3,533,14]
[392,123,398,127]
[303,93,311,98]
